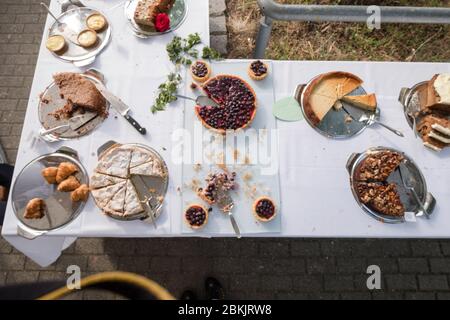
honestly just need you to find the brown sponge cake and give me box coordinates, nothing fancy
[53,72,107,117]
[425,74,450,115]
[418,114,450,152]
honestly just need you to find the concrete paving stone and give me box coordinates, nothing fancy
[0,254,25,270]
[340,292,372,300]
[372,291,404,300]
[418,275,449,291]
[210,34,227,55]
[306,257,337,274]
[430,258,450,273]
[324,275,354,291]
[405,292,436,300]
[291,240,321,256]
[87,255,118,272]
[75,238,104,254]
[210,15,227,34]
[150,256,180,273]
[292,275,323,292]
[25,258,55,271]
[55,255,88,272]
[258,240,290,257]
[0,272,6,285]
[37,271,66,282]
[118,256,151,273]
[209,0,226,16]
[0,237,13,253]
[336,258,367,274]
[6,271,39,284]
[385,275,418,291]
[103,238,137,255]
[411,240,442,256]
[398,258,430,273]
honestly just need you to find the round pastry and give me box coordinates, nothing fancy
[86,13,107,32]
[184,204,209,229]
[253,196,277,222]
[248,60,268,81]
[46,35,67,55]
[77,29,98,48]
[190,61,211,83]
[196,75,257,134]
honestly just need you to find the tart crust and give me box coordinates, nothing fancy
[86,13,107,32]
[190,61,211,83]
[46,35,67,55]
[184,204,209,229]
[247,60,269,81]
[252,196,277,222]
[77,29,98,48]
[196,74,258,134]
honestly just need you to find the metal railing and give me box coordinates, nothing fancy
[254,0,450,58]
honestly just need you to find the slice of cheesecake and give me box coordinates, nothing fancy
[341,94,377,111]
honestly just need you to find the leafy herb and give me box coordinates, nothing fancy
[153,34,222,113]
[202,46,222,60]
[151,73,182,114]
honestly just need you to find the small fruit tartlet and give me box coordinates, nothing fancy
[184,204,209,229]
[253,196,277,222]
[190,60,211,83]
[46,35,67,55]
[248,60,268,81]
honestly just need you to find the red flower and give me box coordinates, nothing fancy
[155,13,170,32]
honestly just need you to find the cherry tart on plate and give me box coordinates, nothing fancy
[184,204,209,229]
[196,75,257,134]
[253,196,277,222]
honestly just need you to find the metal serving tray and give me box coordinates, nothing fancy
[124,0,188,38]
[38,70,110,142]
[11,147,89,239]
[96,141,169,223]
[295,74,377,139]
[346,146,436,224]
[47,6,111,67]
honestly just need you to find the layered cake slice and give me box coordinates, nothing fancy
[418,114,450,152]
[425,74,450,114]
[134,0,174,28]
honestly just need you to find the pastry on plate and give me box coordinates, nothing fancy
[252,196,277,222]
[196,75,257,134]
[417,114,450,152]
[184,204,209,229]
[41,167,58,184]
[123,180,145,217]
[190,61,211,83]
[95,146,133,179]
[248,60,268,81]
[357,182,405,217]
[356,151,404,182]
[103,183,127,216]
[52,72,107,117]
[24,198,46,220]
[57,175,80,192]
[56,161,78,184]
[46,35,67,55]
[86,13,107,32]
[91,180,127,208]
[90,172,126,190]
[134,0,175,28]
[425,74,450,114]
[341,93,377,111]
[71,184,90,202]
[129,158,165,177]
[77,29,98,48]
[303,71,363,125]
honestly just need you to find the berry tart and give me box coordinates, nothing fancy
[190,61,211,83]
[198,171,236,205]
[196,75,257,134]
[253,196,277,222]
[184,204,209,229]
[248,60,268,81]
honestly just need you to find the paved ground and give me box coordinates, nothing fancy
[1,0,450,300]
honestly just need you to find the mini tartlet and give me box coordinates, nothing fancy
[253,196,277,222]
[190,61,211,83]
[248,60,268,81]
[86,13,107,32]
[46,35,67,55]
[77,29,98,48]
[184,204,209,229]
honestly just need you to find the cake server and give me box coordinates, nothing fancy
[216,191,241,239]
[39,112,98,137]
[359,113,404,137]
[94,82,147,135]
[398,162,431,219]
[40,2,80,46]
[175,94,219,108]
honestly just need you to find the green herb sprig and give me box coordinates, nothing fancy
[151,73,182,114]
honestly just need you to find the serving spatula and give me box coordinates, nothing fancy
[398,162,430,219]
[39,112,98,137]
[215,189,241,239]
[40,2,80,46]
[175,94,219,108]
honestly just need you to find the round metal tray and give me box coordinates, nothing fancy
[11,147,89,239]
[95,141,169,222]
[124,0,188,38]
[295,73,377,139]
[47,7,111,65]
[38,71,109,141]
[346,146,436,224]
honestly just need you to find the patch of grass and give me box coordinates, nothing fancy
[226,0,450,61]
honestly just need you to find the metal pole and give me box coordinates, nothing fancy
[254,0,450,58]
[254,16,273,59]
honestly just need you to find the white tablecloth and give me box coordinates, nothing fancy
[2,0,450,267]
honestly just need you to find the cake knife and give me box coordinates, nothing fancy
[94,83,147,135]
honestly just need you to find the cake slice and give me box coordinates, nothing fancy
[95,147,132,179]
[91,181,126,208]
[134,0,159,27]
[357,151,404,182]
[425,74,450,114]
[130,158,165,177]
[357,182,405,217]
[129,147,154,168]
[124,180,145,216]
[90,172,126,190]
[103,183,127,216]
[341,94,377,111]
[418,114,450,152]
[53,72,107,117]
